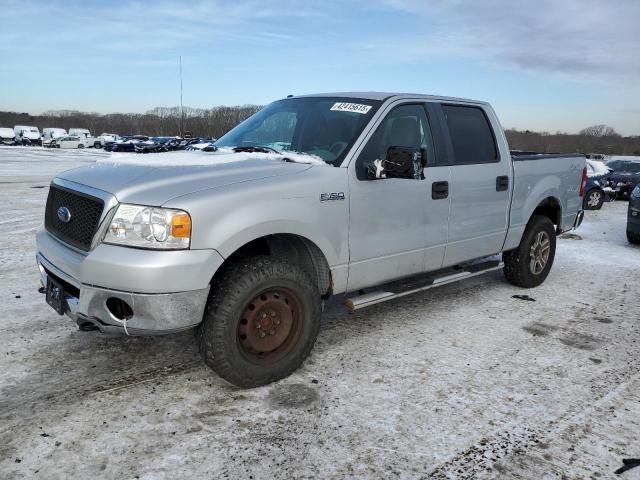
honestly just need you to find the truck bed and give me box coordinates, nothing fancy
[503,152,585,251]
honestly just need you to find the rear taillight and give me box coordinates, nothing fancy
[579,166,587,197]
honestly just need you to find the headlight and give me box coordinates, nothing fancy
[103,204,191,249]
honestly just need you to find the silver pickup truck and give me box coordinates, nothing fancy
[36,92,586,387]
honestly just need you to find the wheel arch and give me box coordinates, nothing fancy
[530,196,562,229]
[503,195,563,252]
[212,233,333,297]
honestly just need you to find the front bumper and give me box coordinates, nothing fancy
[37,253,210,335]
[36,228,224,335]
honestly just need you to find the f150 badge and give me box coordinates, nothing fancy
[320,192,345,202]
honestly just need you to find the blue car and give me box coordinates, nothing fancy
[628,185,640,244]
[583,159,614,210]
[606,158,640,199]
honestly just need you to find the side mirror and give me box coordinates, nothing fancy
[367,146,426,180]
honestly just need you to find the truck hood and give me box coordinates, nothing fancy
[56,150,319,205]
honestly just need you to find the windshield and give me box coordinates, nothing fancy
[215,97,382,166]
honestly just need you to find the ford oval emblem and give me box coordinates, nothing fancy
[57,206,72,223]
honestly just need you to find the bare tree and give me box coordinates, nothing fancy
[579,125,620,138]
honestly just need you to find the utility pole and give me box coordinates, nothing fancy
[179,56,184,137]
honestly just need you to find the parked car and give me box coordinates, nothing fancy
[0,127,16,145]
[14,125,42,145]
[606,158,640,199]
[583,159,614,210]
[628,185,640,244]
[159,137,182,151]
[107,135,152,152]
[185,138,218,151]
[36,92,585,388]
[179,137,216,150]
[95,133,120,148]
[67,128,103,148]
[134,137,166,154]
[43,128,68,148]
[55,135,92,149]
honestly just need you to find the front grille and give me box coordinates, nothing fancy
[45,185,104,251]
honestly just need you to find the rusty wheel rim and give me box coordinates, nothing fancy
[237,288,303,364]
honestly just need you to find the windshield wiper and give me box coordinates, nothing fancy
[232,145,281,154]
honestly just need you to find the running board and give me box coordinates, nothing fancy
[345,259,504,311]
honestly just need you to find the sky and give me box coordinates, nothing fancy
[0,0,638,135]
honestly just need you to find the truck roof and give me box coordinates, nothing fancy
[291,91,488,105]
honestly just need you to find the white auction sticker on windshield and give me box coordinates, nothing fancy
[330,102,372,114]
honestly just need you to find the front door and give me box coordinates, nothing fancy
[347,103,451,292]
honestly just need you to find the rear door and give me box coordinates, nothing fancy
[436,103,511,266]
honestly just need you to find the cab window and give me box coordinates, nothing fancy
[441,105,498,164]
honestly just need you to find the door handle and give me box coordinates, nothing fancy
[432,181,449,199]
[496,176,509,192]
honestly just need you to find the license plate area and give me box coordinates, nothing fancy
[46,276,67,316]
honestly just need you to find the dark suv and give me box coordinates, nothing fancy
[606,159,640,199]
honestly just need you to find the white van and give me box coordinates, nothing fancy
[14,125,42,145]
[0,127,16,145]
[42,128,68,147]
[68,128,91,138]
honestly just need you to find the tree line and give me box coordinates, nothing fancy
[1,107,638,155]
[505,125,640,156]
[0,106,261,139]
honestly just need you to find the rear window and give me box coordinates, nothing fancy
[442,105,498,164]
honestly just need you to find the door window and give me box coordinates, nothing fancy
[441,105,498,164]
[356,104,434,180]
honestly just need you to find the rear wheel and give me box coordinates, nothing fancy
[77,143,84,149]
[583,189,604,210]
[196,256,321,388]
[503,215,556,288]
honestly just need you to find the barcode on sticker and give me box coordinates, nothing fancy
[330,102,372,114]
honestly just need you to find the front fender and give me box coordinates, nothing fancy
[163,168,350,289]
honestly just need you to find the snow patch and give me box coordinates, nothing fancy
[98,148,328,167]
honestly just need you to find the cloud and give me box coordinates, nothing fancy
[0,0,321,57]
[380,0,640,80]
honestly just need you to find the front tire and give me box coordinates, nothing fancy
[583,188,604,210]
[196,257,321,388]
[503,215,557,288]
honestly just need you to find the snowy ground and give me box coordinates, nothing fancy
[1,146,639,479]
